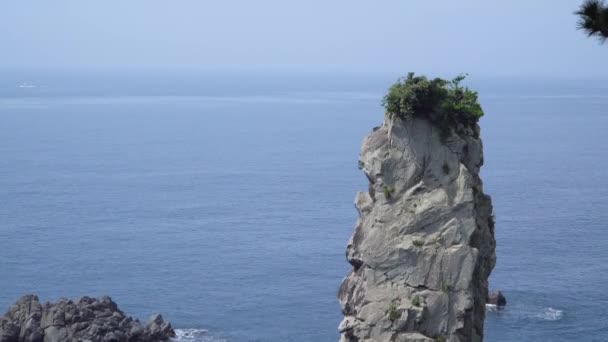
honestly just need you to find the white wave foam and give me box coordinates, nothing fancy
[485,303,498,312]
[536,307,563,321]
[173,329,227,342]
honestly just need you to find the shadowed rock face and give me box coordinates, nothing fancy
[0,295,175,342]
[338,117,496,342]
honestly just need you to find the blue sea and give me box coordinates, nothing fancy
[1,71,607,341]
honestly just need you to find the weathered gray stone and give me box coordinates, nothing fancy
[0,318,20,342]
[339,116,496,342]
[145,314,173,341]
[3,295,43,342]
[0,295,175,342]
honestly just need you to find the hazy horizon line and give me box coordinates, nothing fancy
[1,67,608,82]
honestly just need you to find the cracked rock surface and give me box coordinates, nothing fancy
[338,117,496,342]
[0,295,175,342]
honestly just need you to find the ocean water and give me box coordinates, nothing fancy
[1,72,607,341]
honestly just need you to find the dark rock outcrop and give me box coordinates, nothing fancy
[0,295,175,342]
[487,291,506,307]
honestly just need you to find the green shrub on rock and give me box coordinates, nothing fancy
[382,73,484,139]
[412,239,424,247]
[383,186,394,199]
[387,302,400,321]
[411,295,421,307]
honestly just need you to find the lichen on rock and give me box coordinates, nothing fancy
[338,114,496,342]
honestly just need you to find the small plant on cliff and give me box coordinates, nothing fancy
[435,336,447,342]
[386,303,401,322]
[412,239,424,247]
[411,295,421,307]
[382,73,484,139]
[383,186,394,199]
[387,302,400,321]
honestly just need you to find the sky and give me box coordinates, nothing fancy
[1,0,607,77]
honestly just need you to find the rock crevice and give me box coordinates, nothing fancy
[339,117,495,342]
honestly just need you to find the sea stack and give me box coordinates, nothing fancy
[338,111,496,341]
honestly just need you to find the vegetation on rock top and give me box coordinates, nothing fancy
[382,73,484,139]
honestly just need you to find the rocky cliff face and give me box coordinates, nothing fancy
[0,295,175,342]
[338,116,496,342]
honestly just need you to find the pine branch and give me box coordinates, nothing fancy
[575,0,608,42]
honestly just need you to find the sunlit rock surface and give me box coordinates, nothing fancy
[339,116,496,342]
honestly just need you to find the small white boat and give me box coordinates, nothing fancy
[18,82,37,89]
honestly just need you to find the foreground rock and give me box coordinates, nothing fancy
[338,116,496,341]
[0,295,175,342]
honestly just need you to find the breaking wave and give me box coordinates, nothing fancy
[536,307,563,321]
[485,303,500,312]
[173,329,227,342]
[485,302,564,322]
